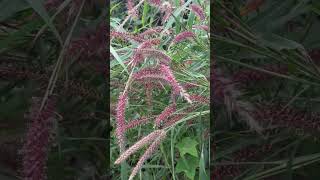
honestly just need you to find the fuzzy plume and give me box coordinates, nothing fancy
[126,39,161,68]
[160,64,192,103]
[139,27,164,38]
[172,31,195,44]
[148,0,161,7]
[22,97,56,180]
[232,65,288,85]
[252,103,320,136]
[127,0,139,18]
[114,130,163,165]
[190,4,206,20]
[125,117,151,129]
[133,48,172,64]
[163,106,196,127]
[213,143,273,179]
[111,31,145,43]
[212,68,263,133]
[189,94,209,104]
[128,130,167,180]
[155,104,177,127]
[160,2,173,23]
[116,92,128,152]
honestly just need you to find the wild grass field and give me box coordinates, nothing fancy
[0,0,107,179]
[110,0,210,179]
[213,0,320,179]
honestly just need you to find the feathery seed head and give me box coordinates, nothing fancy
[173,31,195,44]
[116,92,128,152]
[190,4,206,20]
[128,130,167,180]
[155,104,177,127]
[114,130,163,164]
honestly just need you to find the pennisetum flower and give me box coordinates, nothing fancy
[128,130,167,180]
[133,48,172,64]
[115,92,128,152]
[126,39,161,68]
[114,130,164,165]
[148,0,161,7]
[127,0,139,18]
[172,31,196,44]
[111,31,145,43]
[252,103,320,136]
[232,65,288,85]
[160,64,192,103]
[160,2,173,23]
[125,116,151,130]
[163,106,196,127]
[213,143,273,179]
[190,4,206,20]
[139,27,164,38]
[155,104,177,128]
[189,94,209,104]
[22,96,56,180]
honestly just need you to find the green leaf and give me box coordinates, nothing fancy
[24,0,63,46]
[177,137,198,157]
[110,46,129,74]
[199,145,209,180]
[176,155,199,180]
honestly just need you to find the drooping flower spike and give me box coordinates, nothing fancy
[115,92,128,152]
[190,4,206,20]
[172,31,196,44]
[114,130,163,165]
[128,130,167,180]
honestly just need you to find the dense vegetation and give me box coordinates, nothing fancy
[110,0,209,179]
[0,0,107,179]
[213,0,320,179]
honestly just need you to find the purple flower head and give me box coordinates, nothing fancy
[116,92,128,152]
[173,31,195,44]
[190,4,206,20]
[22,97,56,180]
[148,0,161,7]
[155,104,177,127]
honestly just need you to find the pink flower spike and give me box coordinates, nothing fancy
[127,39,161,68]
[133,48,171,64]
[160,2,173,23]
[128,130,167,180]
[116,92,128,152]
[125,117,150,130]
[148,0,161,7]
[111,31,145,43]
[155,104,176,127]
[189,94,209,104]
[172,31,195,44]
[190,4,206,20]
[160,64,192,103]
[127,0,138,18]
[114,130,163,165]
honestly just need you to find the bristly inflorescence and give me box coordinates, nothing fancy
[112,1,209,179]
[115,92,128,152]
[190,4,206,20]
[172,31,196,44]
[22,96,56,180]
